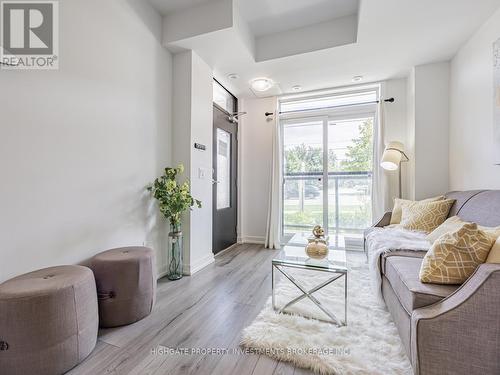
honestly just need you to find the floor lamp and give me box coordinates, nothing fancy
[380,141,410,198]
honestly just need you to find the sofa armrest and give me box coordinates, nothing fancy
[372,211,392,227]
[411,263,500,375]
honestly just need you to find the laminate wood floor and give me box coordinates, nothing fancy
[69,244,342,375]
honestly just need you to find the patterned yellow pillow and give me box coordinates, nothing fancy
[390,196,445,225]
[427,216,500,243]
[420,223,495,284]
[399,199,455,233]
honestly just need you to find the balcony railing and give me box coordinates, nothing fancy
[283,171,372,248]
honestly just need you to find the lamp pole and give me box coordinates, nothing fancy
[381,146,409,199]
[397,152,409,198]
[399,162,403,199]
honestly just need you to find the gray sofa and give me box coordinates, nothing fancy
[366,190,500,375]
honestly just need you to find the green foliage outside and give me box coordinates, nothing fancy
[284,202,371,230]
[285,144,338,173]
[284,119,373,232]
[284,118,373,173]
[341,119,373,172]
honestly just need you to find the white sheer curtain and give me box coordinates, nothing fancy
[265,98,282,249]
[371,101,391,220]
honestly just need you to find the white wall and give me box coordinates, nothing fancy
[172,52,194,271]
[238,97,276,244]
[189,52,214,273]
[172,50,214,274]
[449,7,500,190]
[0,0,173,282]
[384,79,410,201]
[406,69,416,199]
[408,62,451,199]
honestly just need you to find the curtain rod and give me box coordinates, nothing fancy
[264,97,395,117]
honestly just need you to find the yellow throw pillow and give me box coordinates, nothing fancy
[390,196,445,225]
[420,223,495,284]
[427,216,500,243]
[399,199,455,233]
[486,237,500,263]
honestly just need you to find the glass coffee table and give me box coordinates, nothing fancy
[272,245,348,326]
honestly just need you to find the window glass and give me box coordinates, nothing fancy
[280,91,377,113]
[213,80,235,113]
[280,89,377,249]
[217,128,231,209]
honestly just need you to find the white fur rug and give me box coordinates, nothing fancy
[240,262,412,375]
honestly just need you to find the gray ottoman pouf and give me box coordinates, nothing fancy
[91,246,156,328]
[0,265,98,375]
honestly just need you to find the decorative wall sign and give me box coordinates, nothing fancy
[194,143,206,151]
[494,38,500,165]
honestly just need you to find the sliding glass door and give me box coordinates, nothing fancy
[283,119,325,244]
[282,112,375,249]
[327,117,373,249]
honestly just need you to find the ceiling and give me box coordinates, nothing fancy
[150,0,358,36]
[148,0,500,98]
[148,0,214,14]
[239,0,358,37]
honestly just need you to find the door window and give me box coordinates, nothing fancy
[216,128,231,210]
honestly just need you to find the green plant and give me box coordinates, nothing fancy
[285,144,338,174]
[147,165,201,227]
[341,118,373,172]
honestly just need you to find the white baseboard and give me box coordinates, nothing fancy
[239,236,266,245]
[157,267,168,279]
[215,243,239,257]
[183,253,215,275]
[157,253,215,279]
[159,236,265,278]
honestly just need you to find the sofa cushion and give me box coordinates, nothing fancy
[380,251,426,275]
[383,256,459,312]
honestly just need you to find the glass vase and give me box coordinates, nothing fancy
[167,223,183,280]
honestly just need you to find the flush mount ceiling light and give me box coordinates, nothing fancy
[352,75,363,82]
[291,85,302,91]
[227,73,239,80]
[250,77,273,92]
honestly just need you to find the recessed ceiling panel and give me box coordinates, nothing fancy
[148,0,217,15]
[237,0,359,37]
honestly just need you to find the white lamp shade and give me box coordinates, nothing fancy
[381,141,405,170]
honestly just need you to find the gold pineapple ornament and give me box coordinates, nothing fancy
[312,225,325,238]
[306,225,329,259]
